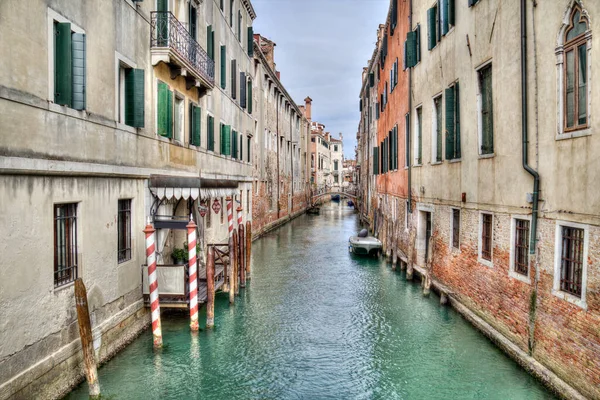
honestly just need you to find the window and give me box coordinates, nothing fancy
[207,26,215,61]
[334,145,338,152]
[247,136,251,162]
[405,26,420,68]
[247,78,253,113]
[432,95,442,162]
[207,115,215,151]
[52,20,86,110]
[188,3,197,40]
[118,200,132,263]
[559,226,585,297]
[54,203,78,287]
[452,209,460,249]
[562,6,590,132]
[174,95,184,142]
[445,82,460,160]
[238,10,242,40]
[157,81,173,138]
[248,26,254,57]
[513,219,529,276]
[221,45,227,90]
[334,160,339,171]
[478,64,494,155]
[220,0,224,11]
[231,59,237,99]
[414,106,422,165]
[189,104,201,146]
[230,0,234,26]
[427,3,439,50]
[334,175,339,184]
[480,213,493,263]
[117,62,145,128]
[220,123,231,155]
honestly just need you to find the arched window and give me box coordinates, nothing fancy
[557,2,592,137]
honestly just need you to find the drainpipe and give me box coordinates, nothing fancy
[407,0,413,214]
[290,108,294,216]
[276,92,280,219]
[521,0,539,254]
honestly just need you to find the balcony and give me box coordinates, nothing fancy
[151,12,215,90]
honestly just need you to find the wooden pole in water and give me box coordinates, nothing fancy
[229,235,235,304]
[187,215,199,332]
[74,278,101,399]
[206,246,215,328]
[246,221,252,279]
[233,229,240,295]
[239,223,246,288]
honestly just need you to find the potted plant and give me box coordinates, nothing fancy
[171,247,186,265]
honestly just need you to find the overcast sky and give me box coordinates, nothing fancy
[251,0,389,159]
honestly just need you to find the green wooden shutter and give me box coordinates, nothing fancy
[417,108,423,164]
[207,26,213,60]
[157,0,168,46]
[71,33,86,110]
[406,31,417,68]
[247,136,251,162]
[448,0,455,26]
[157,81,172,138]
[247,26,254,57]
[54,23,72,106]
[481,66,494,154]
[442,0,449,36]
[231,59,237,98]
[192,106,201,146]
[247,80,253,114]
[445,86,455,160]
[237,10,242,39]
[416,25,421,63]
[207,116,214,151]
[220,45,226,89]
[427,7,436,50]
[220,123,225,153]
[455,82,461,159]
[240,72,247,109]
[125,68,145,128]
[224,125,231,155]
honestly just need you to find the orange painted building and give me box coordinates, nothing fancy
[375,0,410,200]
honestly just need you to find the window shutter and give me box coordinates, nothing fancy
[193,106,201,146]
[231,59,237,98]
[407,31,417,68]
[416,25,421,63]
[481,66,494,154]
[247,80,253,114]
[369,72,374,88]
[220,123,225,154]
[394,58,398,86]
[247,26,254,57]
[240,72,247,108]
[207,26,213,60]
[125,68,145,128]
[455,82,461,158]
[442,0,449,36]
[247,136,251,162]
[445,86,455,160]
[231,129,237,159]
[54,23,72,106]
[238,10,242,39]
[224,125,231,155]
[71,33,86,110]
[220,45,226,89]
[448,0,455,26]
[157,81,172,138]
[427,7,436,50]
[207,115,214,151]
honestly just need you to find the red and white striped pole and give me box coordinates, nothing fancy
[144,219,162,348]
[237,205,243,227]
[227,197,234,237]
[187,214,199,332]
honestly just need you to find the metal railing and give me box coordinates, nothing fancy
[151,11,215,85]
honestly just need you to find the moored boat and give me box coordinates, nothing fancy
[348,229,382,256]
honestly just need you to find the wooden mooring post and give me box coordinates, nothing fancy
[74,278,101,399]
[229,235,235,304]
[233,229,240,296]
[206,246,215,328]
[246,221,252,279]
[239,223,246,288]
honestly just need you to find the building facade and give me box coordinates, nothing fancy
[0,0,311,398]
[330,134,344,191]
[357,0,600,398]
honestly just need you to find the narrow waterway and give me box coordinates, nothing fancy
[67,203,555,399]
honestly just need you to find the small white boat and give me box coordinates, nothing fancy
[349,229,382,256]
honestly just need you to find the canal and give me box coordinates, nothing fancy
[67,202,555,399]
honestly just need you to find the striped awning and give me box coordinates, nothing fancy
[149,175,239,201]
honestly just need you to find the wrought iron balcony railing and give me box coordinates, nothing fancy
[151,11,214,86]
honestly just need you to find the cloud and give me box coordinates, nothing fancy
[251,0,389,158]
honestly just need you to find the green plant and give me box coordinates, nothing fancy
[171,247,186,263]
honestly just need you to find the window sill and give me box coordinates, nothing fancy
[53,280,76,294]
[431,161,443,166]
[551,289,587,310]
[412,164,422,168]
[478,153,495,159]
[48,102,87,117]
[117,122,137,134]
[556,128,591,140]
[478,257,493,268]
[509,270,531,285]
[449,158,461,163]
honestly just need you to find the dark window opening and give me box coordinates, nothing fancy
[54,203,78,287]
[452,209,460,249]
[118,199,132,263]
[481,213,492,261]
[560,226,584,297]
[514,219,529,276]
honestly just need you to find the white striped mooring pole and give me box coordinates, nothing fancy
[227,197,234,236]
[237,205,243,227]
[227,197,235,304]
[144,220,163,348]
[187,214,199,331]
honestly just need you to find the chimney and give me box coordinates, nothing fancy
[257,34,277,71]
[276,71,280,80]
[304,96,312,121]
[339,132,343,141]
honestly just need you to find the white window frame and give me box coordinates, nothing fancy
[114,52,138,129]
[431,94,442,164]
[552,220,589,309]
[478,211,494,268]
[555,1,592,140]
[509,215,531,284]
[47,8,85,104]
[449,207,461,252]
[173,92,185,144]
[414,105,422,166]
[476,59,493,157]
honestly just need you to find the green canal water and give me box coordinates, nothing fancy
[67,202,556,400]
